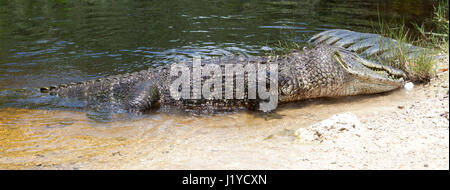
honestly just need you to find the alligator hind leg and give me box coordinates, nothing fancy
[125,80,160,112]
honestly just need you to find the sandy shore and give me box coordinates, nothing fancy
[292,75,449,169]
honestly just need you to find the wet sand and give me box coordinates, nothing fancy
[0,65,448,170]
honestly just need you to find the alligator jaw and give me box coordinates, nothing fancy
[332,49,405,93]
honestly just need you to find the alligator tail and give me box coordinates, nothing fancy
[39,69,159,110]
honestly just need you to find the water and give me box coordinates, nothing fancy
[0,0,434,89]
[0,0,438,169]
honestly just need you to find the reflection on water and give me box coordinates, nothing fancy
[0,0,438,169]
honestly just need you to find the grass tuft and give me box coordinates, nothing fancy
[265,0,448,83]
[372,0,448,82]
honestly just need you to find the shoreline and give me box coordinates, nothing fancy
[0,55,448,170]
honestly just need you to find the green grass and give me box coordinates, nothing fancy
[266,0,448,83]
[263,24,311,56]
[271,39,303,54]
[372,0,449,82]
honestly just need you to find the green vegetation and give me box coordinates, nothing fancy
[373,0,449,82]
[264,26,311,56]
[268,0,448,83]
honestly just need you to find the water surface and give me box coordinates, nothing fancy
[0,0,434,89]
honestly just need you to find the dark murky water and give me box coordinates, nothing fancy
[0,0,434,89]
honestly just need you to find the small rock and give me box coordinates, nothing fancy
[404,82,414,90]
[112,152,122,156]
[397,105,405,109]
[440,112,449,120]
[294,112,361,144]
[264,134,274,140]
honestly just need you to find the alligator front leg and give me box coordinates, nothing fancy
[125,80,160,112]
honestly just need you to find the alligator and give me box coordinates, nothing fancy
[40,30,419,113]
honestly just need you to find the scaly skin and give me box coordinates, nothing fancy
[40,45,406,112]
[309,29,436,61]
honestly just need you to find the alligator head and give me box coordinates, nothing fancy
[280,45,407,102]
[330,46,406,95]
